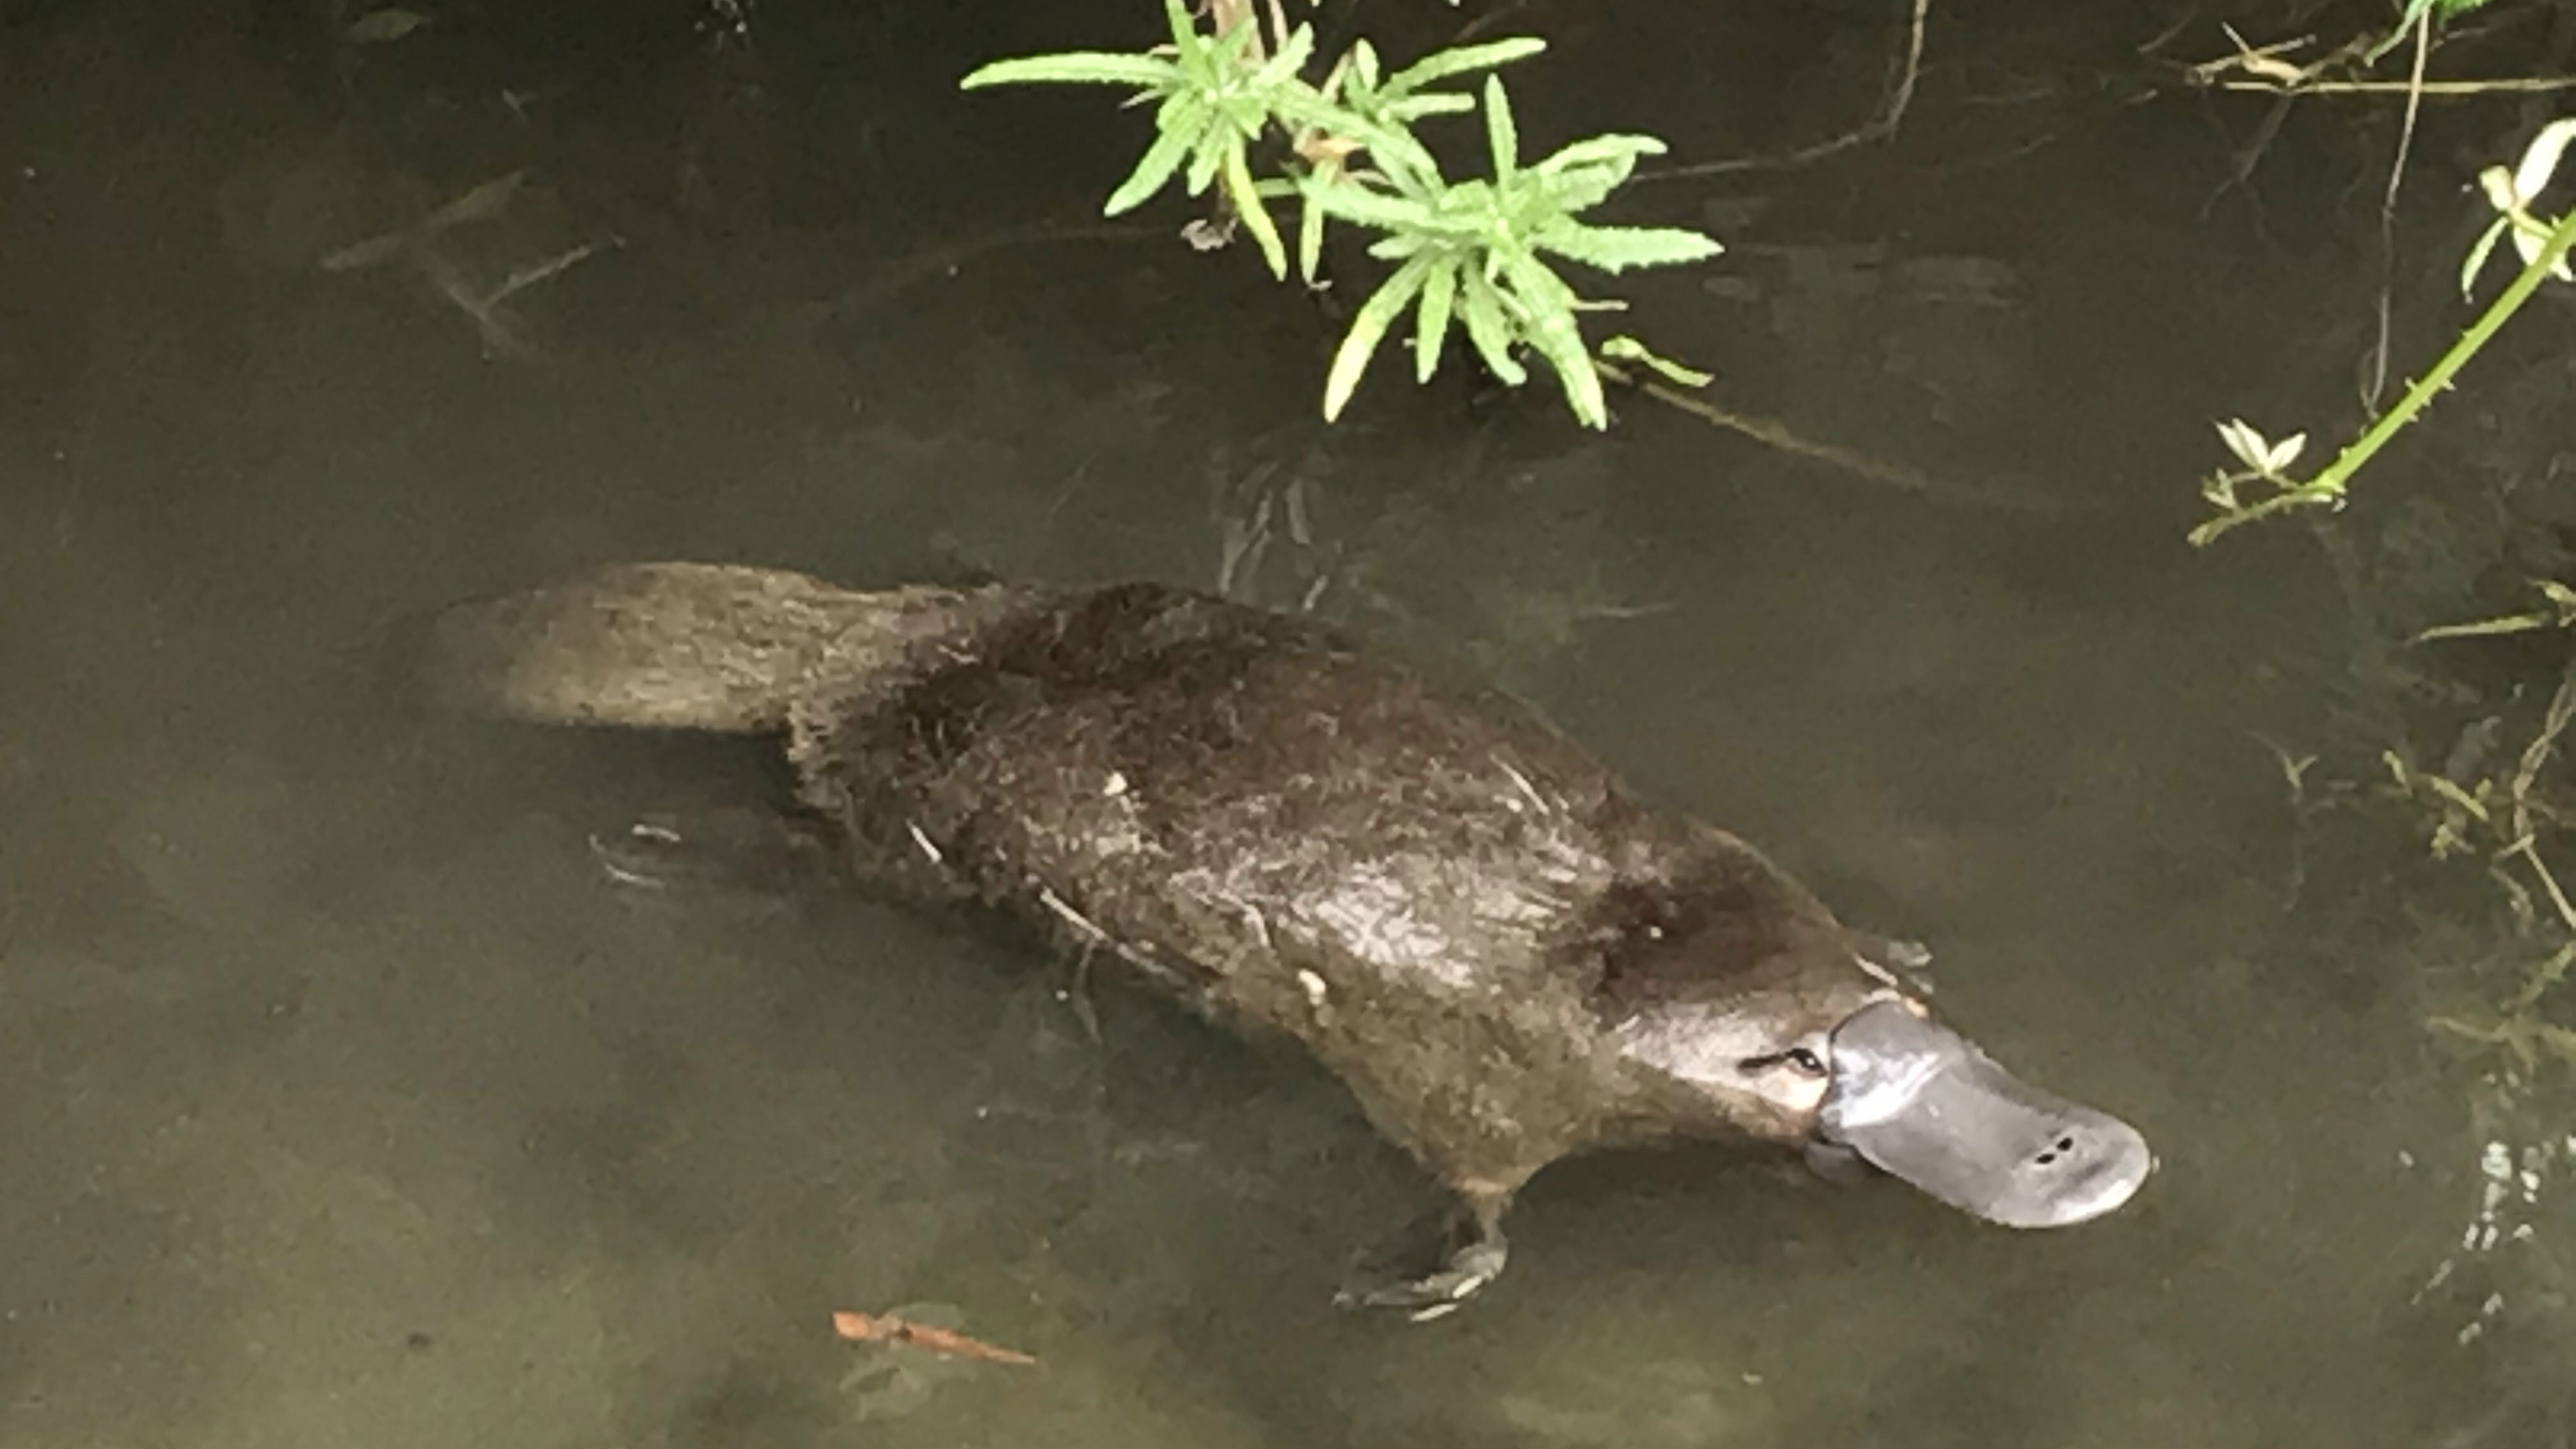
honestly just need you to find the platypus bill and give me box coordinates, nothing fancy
[433,562,2152,1314]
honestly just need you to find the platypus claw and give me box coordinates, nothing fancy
[1334,1209,1511,1321]
[1338,1240,1509,1322]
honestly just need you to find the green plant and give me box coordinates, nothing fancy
[2193,118,2576,546]
[2366,0,2498,65]
[2416,581,2576,643]
[959,0,1720,429]
[1299,73,1717,428]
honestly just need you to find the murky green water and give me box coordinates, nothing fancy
[4,3,2568,1446]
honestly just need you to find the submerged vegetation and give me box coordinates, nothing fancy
[2181,0,2576,1372]
[2193,118,2576,546]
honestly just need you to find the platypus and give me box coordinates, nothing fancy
[433,562,2151,1313]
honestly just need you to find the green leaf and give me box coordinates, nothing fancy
[2214,418,2271,472]
[1383,37,1545,98]
[1301,177,1439,233]
[1414,258,1459,383]
[1599,335,1713,388]
[1499,252,1606,426]
[1220,91,1277,144]
[1160,0,1202,56]
[1535,166,1630,218]
[1484,76,1519,181]
[1324,254,1438,420]
[1254,23,1315,87]
[1531,137,1667,215]
[1499,245,1575,310]
[2539,578,2576,621]
[1358,125,1448,195]
[1384,94,1475,123]
[962,52,1181,91]
[1537,346,1608,427]
[1534,220,1722,273]
[1261,78,1347,131]
[2416,578,2576,640]
[1456,270,1528,386]
[1344,40,1382,96]
[1532,134,1667,174]
[1204,11,1264,74]
[1147,84,1199,128]
[1298,188,1328,284]
[2511,116,2576,203]
[1107,116,1203,215]
[2415,611,2563,643]
[1275,91,1443,192]
[1185,130,1228,195]
[1225,141,1289,279]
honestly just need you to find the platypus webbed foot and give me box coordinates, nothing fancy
[1334,1193,1511,1322]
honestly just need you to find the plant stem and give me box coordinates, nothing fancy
[2192,204,2576,547]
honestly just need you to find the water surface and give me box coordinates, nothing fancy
[2,3,2562,1446]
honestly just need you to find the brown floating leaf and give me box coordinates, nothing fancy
[832,1310,1038,1367]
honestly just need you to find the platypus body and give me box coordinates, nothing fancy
[434,562,2150,1311]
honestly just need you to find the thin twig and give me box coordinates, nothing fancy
[486,241,605,308]
[2360,9,2432,412]
[2501,647,2576,936]
[1453,0,1545,45]
[2213,75,2576,95]
[818,218,1165,325]
[2177,22,2576,96]
[1639,0,1929,184]
[2182,26,2318,86]
[2202,91,2296,221]
[1598,362,2078,516]
[1038,886,1110,944]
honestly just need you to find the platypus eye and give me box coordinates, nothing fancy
[1739,1045,1830,1078]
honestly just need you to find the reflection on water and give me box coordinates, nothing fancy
[3,2,2568,1446]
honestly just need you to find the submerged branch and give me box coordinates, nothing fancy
[1638,0,1928,183]
[2191,203,2576,546]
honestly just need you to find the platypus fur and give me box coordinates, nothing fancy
[432,562,2151,1313]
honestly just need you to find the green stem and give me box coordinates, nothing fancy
[2191,204,2576,548]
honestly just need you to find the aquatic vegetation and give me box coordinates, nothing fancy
[2178,77,2576,1350]
[960,0,1719,429]
[2193,120,2576,544]
[2189,91,2576,1376]
[2278,585,2576,1352]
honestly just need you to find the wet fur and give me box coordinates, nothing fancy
[435,564,1899,1206]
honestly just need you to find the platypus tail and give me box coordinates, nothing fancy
[430,562,1013,733]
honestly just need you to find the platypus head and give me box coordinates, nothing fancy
[1607,926,2152,1229]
